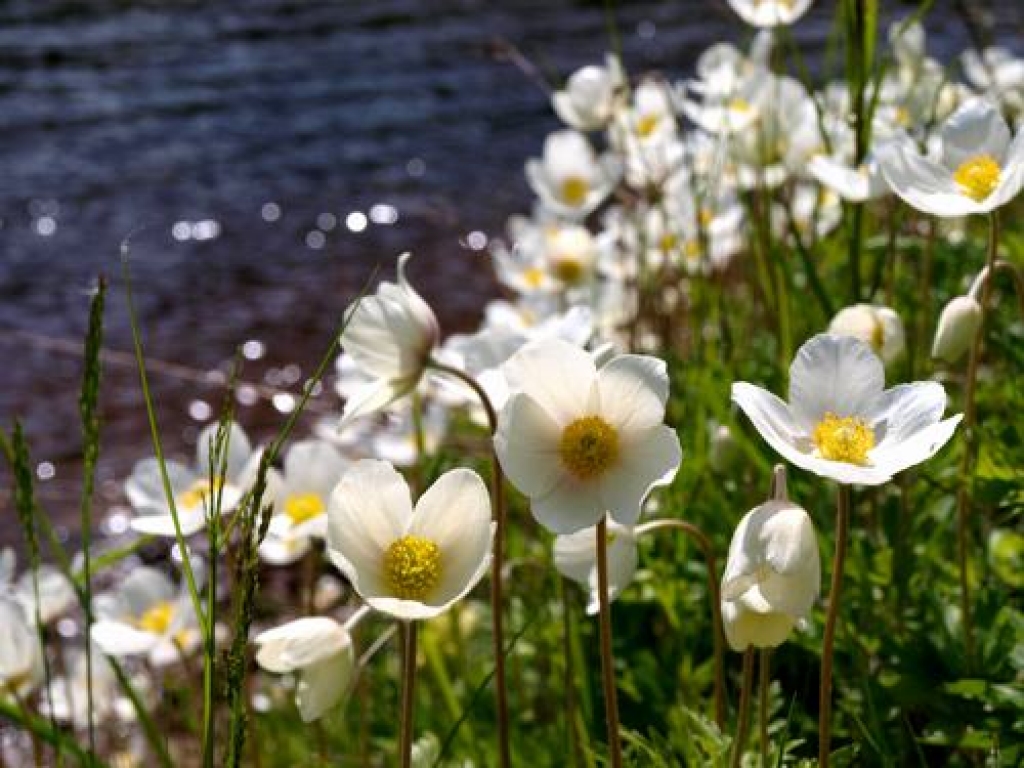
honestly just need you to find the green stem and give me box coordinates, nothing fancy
[596,518,623,768]
[819,485,851,767]
[730,648,755,768]
[399,622,419,768]
[759,649,771,768]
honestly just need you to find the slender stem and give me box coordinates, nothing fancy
[730,648,755,768]
[561,577,581,768]
[954,210,1000,667]
[759,649,771,768]
[635,518,726,727]
[399,621,418,768]
[596,518,623,768]
[427,360,511,768]
[819,485,851,767]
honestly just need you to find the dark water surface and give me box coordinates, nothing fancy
[0,0,1020,544]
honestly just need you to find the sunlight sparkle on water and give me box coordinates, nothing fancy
[370,203,399,225]
[346,211,368,232]
[242,339,266,360]
[261,202,282,222]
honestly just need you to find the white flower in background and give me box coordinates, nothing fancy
[776,184,842,242]
[42,649,140,730]
[493,217,599,295]
[127,421,258,537]
[339,253,440,428]
[554,520,638,615]
[0,597,43,697]
[682,61,764,135]
[494,339,681,533]
[255,609,367,722]
[726,0,814,28]
[961,47,1024,126]
[732,334,961,485]
[526,130,620,219]
[1,548,75,625]
[879,99,1024,216]
[369,401,449,468]
[808,152,891,202]
[828,304,905,365]
[932,295,982,364]
[552,54,625,131]
[721,500,820,651]
[327,461,494,621]
[259,440,349,567]
[611,80,686,190]
[91,566,202,667]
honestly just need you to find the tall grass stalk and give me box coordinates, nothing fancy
[819,485,851,767]
[595,517,623,768]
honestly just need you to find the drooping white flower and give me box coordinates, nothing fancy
[552,54,626,131]
[932,295,982,364]
[732,334,961,485]
[339,253,440,428]
[91,566,201,667]
[879,99,1024,216]
[255,612,365,722]
[828,304,905,365]
[326,461,494,621]
[0,597,43,697]
[726,0,814,28]
[494,339,682,533]
[553,520,638,615]
[127,421,259,537]
[526,130,620,219]
[721,500,820,651]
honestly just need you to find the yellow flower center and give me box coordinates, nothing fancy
[383,535,442,601]
[728,98,752,113]
[636,114,660,138]
[560,176,589,206]
[812,413,875,465]
[137,601,174,634]
[953,154,1001,202]
[553,257,585,285]
[559,416,620,480]
[870,319,885,354]
[683,240,702,261]
[659,232,679,253]
[176,477,223,510]
[284,493,325,525]
[523,266,545,288]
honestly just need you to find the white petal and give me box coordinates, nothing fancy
[494,394,564,499]
[196,421,252,482]
[90,621,157,657]
[296,649,355,722]
[553,527,600,585]
[594,354,669,433]
[284,440,348,499]
[531,476,607,534]
[258,534,311,567]
[940,99,1011,170]
[130,508,208,538]
[870,415,962,476]
[788,334,884,430]
[502,339,596,425]
[721,601,794,651]
[339,377,417,429]
[255,617,350,673]
[880,148,978,217]
[868,382,947,446]
[125,459,194,510]
[600,424,682,527]
[731,383,807,462]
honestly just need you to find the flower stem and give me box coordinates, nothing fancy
[954,209,1000,668]
[427,360,511,768]
[730,648,755,768]
[759,649,771,768]
[635,518,726,728]
[399,621,418,768]
[819,484,851,767]
[596,518,623,768]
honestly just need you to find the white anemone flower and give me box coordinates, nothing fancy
[339,253,440,428]
[828,304,905,365]
[808,153,891,202]
[726,0,814,28]
[721,500,820,651]
[255,609,367,722]
[326,461,494,621]
[552,54,625,131]
[526,130,620,219]
[732,334,961,485]
[879,99,1024,216]
[260,440,349,567]
[494,339,682,534]
[932,295,983,364]
[553,520,638,615]
[0,597,43,697]
[127,421,258,537]
[91,566,201,667]
[1,548,75,625]
[42,649,140,730]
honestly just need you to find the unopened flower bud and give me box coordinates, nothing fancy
[931,295,982,364]
[828,304,905,365]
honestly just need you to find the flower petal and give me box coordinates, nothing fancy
[940,99,1011,170]
[870,414,962,476]
[502,339,596,425]
[494,393,564,499]
[600,424,681,527]
[594,354,669,433]
[296,649,355,722]
[255,617,350,673]
[531,476,607,534]
[788,334,884,430]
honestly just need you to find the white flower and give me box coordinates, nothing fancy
[732,334,961,485]
[91,566,201,667]
[42,649,140,730]
[255,614,360,722]
[260,440,349,567]
[808,153,891,202]
[127,421,259,538]
[326,461,494,621]
[526,130,620,219]
[0,597,43,697]
[494,339,682,533]
[553,521,638,615]
[828,304,905,365]
[552,54,625,131]
[932,295,982,364]
[726,0,814,28]
[1,548,75,625]
[879,99,1024,216]
[339,253,440,428]
[721,500,820,651]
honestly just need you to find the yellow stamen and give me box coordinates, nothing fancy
[636,114,660,138]
[870,320,885,354]
[659,233,679,253]
[683,240,702,261]
[812,412,875,465]
[953,155,1001,202]
[284,493,325,525]
[553,258,585,285]
[137,602,174,634]
[728,98,751,113]
[523,266,545,289]
[559,416,620,480]
[560,176,589,206]
[177,477,223,510]
[383,535,442,601]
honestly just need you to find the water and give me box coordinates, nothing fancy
[0,0,1019,544]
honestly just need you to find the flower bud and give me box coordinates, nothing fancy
[828,304,905,365]
[931,295,982,364]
